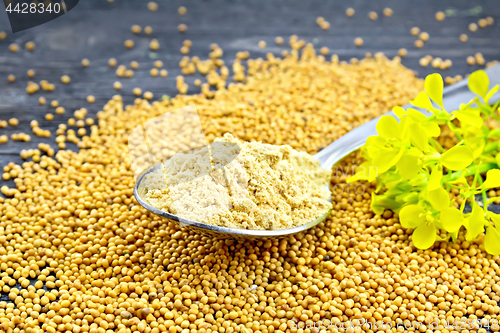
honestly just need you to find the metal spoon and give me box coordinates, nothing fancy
[134,65,500,239]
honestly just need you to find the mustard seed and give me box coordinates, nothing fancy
[143,91,153,100]
[45,113,53,121]
[144,26,153,34]
[435,11,445,21]
[38,97,46,105]
[419,32,429,41]
[354,37,363,46]
[460,34,468,42]
[275,36,284,44]
[320,46,329,55]
[25,41,35,50]
[415,40,424,48]
[9,43,19,52]
[81,58,90,67]
[61,75,70,84]
[478,18,488,28]
[178,24,187,32]
[113,81,122,90]
[0,31,6,39]
[150,68,159,77]
[133,88,142,96]
[258,41,266,49]
[467,56,476,65]
[398,48,407,57]
[368,11,378,20]
[410,27,420,35]
[51,100,58,107]
[160,69,168,77]
[108,58,117,67]
[178,6,187,15]
[55,106,65,115]
[87,95,95,103]
[27,69,35,78]
[383,8,393,16]
[346,8,355,17]
[7,74,15,82]
[124,39,135,48]
[8,118,19,126]
[469,23,478,32]
[150,39,160,50]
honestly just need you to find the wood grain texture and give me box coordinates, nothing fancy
[0,0,499,168]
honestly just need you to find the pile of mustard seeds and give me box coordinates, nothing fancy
[8,52,500,333]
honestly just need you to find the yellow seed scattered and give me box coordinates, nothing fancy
[150,39,160,50]
[7,74,15,83]
[178,24,187,32]
[478,18,488,28]
[147,1,158,11]
[414,40,424,48]
[0,31,6,39]
[129,61,138,69]
[354,37,363,47]
[51,100,59,108]
[125,69,134,78]
[275,36,283,45]
[398,48,407,57]
[419,55,432,67]
[258,41,266,49]
[320,46,329,55]
[346,8,355,17]
[25,41,35,50]
[435,11,445,21]
[144,26,153,34]
[486,16,494,25]
[108,58,117,67]
[8,118,19,126]
[55,106,65,115]
[178,6,187,15]
[81,58,90,67]
[194,79,201,86]
[410,27,420,35]
[321,21,330,30]
[27,69,35,78]
[469,23,478,32]
[61,75,70,84]
[131,24,141,34]
[9,43,19,52]
[475,52,485,65]
[150,68,159,77]
[0,135,7,143]
[113,81,122,90]
[45,113,54,121]
[180,46,190,54]
[38,97,46,105]
[316,16,324,24]
[160,69,168,77]
[419,32,429,41]
[383,8,393,17]
[460,34,468,42]
[133,87,142,96]
[368,11,378,20]
[124,39,135,48]
[87,95,95,103]
[143,91,153,100]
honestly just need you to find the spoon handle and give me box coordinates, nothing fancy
[314,65,500,170]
